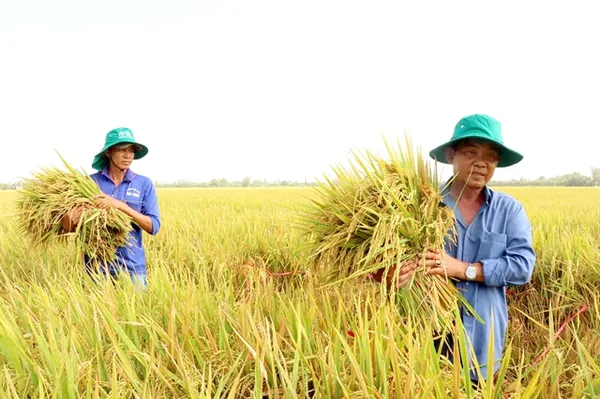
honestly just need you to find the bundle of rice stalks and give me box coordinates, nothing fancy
[15,153,133,266]
[297,136,480,332]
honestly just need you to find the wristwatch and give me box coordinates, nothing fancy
[465,263,477,281]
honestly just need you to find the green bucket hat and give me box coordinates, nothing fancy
[428,114,523,168]
[91,127,149,171]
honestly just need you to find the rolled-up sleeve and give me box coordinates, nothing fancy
[482,203,536,287]
[142,180,161,235]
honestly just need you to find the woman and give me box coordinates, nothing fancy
[63,127,161,289]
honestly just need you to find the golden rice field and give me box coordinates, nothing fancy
[0,186,599,398]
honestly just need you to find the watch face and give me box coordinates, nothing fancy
[466,267,476,279]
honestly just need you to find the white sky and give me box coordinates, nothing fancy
[1,0,599,183]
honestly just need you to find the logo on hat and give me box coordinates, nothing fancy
[118,130,133,139]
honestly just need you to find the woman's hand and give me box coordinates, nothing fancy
[61,206,85,232]
[95,194,127,211]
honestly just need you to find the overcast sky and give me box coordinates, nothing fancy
[1,0,599,183]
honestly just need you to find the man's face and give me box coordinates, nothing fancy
[445,139,501,190]
[107,144,136,171]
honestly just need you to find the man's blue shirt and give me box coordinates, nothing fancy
[442,185,536,379]
[86,167,160,275]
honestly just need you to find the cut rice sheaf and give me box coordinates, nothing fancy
[298,135,481,332]
[15,153,134,267]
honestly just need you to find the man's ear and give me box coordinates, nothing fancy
[444,147,455,164]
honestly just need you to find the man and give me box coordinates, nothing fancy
[422,114,536,384]
[63,127,161,290]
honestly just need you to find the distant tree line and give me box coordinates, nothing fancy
[0,183,18,190]
[0,178,317,190]
[153,177,318,188]
[490,168,600,187]
[1,169,598,190]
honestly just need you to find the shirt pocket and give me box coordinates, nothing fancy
[125,200,145,213]
[476,231,507,260]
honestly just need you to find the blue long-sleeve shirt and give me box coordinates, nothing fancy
[86,167,161,275]
[442,185,536,380]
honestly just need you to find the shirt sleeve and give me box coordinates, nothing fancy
[481,202,536,287]
[142,179,161,235]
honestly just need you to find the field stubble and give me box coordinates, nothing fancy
[0,186,599,398]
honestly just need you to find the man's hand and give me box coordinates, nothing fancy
[371,259,417,289]
[95,194,127,211]
[420,249,466,279]
[422,249,484,282]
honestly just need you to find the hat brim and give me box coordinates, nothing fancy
[428,133,523,168]
[91,140,149,171]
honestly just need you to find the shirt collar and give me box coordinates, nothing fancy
[101,166,134,182]
[483,185,492,205]
[441,178,493,205]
